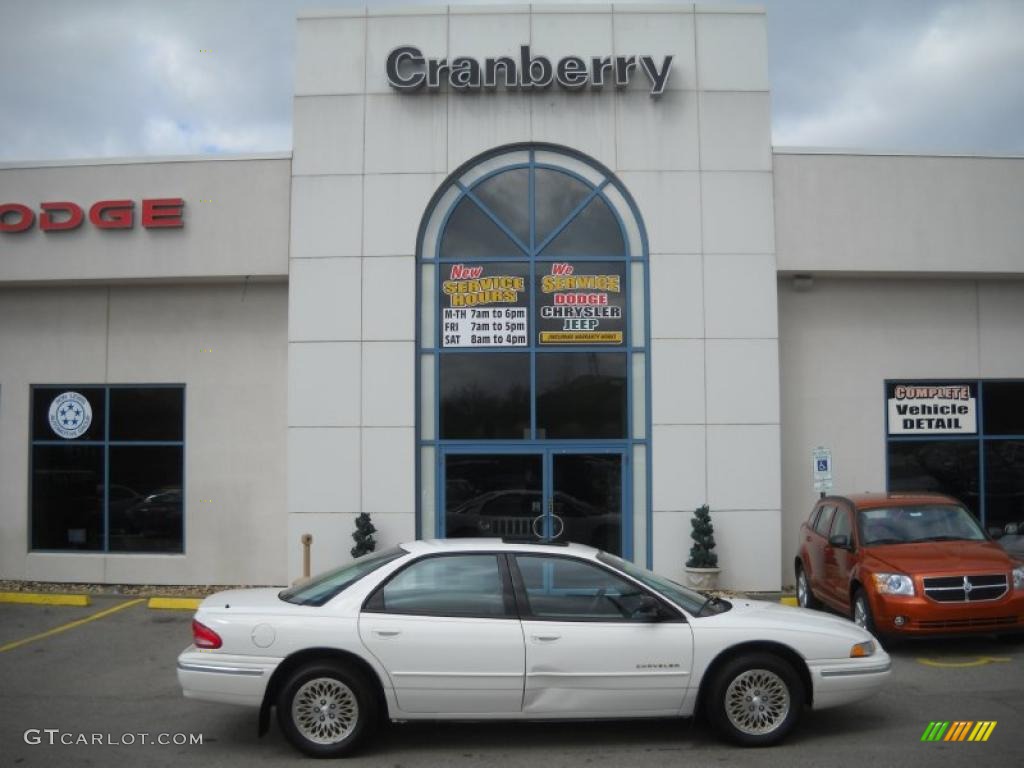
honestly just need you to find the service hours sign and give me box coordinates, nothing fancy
[441,262,529,348]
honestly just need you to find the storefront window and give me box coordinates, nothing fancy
[418,145,651,562]
[30,385,185,553]
[886,380,1024,532]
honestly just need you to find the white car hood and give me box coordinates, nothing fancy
[697,597,875,646]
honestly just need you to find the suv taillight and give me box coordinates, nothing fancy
[192,619,222,649]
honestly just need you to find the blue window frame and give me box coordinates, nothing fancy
[30,384,186,553]
[885,378,1024,533]
[416,145,653,564]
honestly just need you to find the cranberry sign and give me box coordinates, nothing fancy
[0,198,184,233]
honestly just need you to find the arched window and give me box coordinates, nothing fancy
[417,145,651,563]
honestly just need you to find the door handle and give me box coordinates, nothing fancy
[532,634,561,642]
[372,630,401,638]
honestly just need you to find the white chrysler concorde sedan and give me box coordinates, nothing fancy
[177,540,890,757]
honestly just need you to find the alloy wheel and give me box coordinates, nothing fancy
[724,669,792,736]
[291,677,359,745]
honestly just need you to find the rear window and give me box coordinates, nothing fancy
[279,547,406,607]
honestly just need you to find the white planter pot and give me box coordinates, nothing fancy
[683,566,721,590]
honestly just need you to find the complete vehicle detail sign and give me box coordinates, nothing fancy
[387,45,673,97]
[887,382,977,435]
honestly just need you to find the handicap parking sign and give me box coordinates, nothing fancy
[812,447,833,492]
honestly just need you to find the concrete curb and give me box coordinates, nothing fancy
[0,592,91,607]
[147,597,202,611]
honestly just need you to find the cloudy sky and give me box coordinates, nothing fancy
[1,0,1022,162]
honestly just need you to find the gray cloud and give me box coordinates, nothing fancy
[1,0,1021,162]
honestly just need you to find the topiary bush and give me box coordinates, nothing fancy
[685,504,718,568]
[350,512,377,558]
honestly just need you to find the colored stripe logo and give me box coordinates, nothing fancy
[921,721,997,742]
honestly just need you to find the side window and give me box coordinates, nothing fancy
[368,555,510,618]
[813,506,836,536]
[830,507,852,542]
[515,555,648,621]
[808,506,822,529]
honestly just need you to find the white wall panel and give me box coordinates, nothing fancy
[703,253,777,338]
[288,427,361,514]
[295,17,366,96]
[618,171,701,254]
[290,175,363,258]
[707,424,780,510]
[362,428,415,514]
[362,342,415,427]
[651,339,705,424]
[362,257,416,341]
[652,425,706,511]
[699,92,772,171]
[292,96,365,176]
[288,258,362,341]
[695,12,769,91]
[288,342,361,427]
[701,172,775,254]
[705,339,780,424]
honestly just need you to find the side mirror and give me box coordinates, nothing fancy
[828,533,850,549]
[633,595,664,622]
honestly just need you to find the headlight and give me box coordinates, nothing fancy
[850,640,876,658]
[872,572,915,596]
[1013,565,1024,590]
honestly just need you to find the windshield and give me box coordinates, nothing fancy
[597,552,716,615]
[279,547,406,606]
[858,505,986,546]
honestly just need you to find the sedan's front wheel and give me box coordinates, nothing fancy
[706,653,805,746]
[277,662,377,758]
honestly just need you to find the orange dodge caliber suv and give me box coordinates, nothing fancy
[796,493,1024,640]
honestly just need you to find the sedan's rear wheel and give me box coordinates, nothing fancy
[707,653,805,746]
[795,565,821,610]
[277,662,377,758]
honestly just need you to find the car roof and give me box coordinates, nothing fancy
[400,538,601,557]
[825,492,963,510]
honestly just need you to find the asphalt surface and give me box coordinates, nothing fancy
[1,596,1022,768]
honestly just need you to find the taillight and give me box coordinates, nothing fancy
[192,619,222,649]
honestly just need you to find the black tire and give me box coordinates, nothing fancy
[851,588,877,636]
[276,662,378,758]
[706,653,805,747]
[795,564,821,610]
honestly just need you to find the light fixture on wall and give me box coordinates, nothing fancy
[793,274,814,292]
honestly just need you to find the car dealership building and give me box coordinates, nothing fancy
[2,4,1023,590]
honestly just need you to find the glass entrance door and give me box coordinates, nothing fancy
[442,449,625,556]
[551,453,623,554]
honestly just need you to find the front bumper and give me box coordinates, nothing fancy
[870,589,1024,636]
[176,646,280,707]
[808,652,892,710]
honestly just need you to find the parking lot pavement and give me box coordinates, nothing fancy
[2,598,1023,768]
